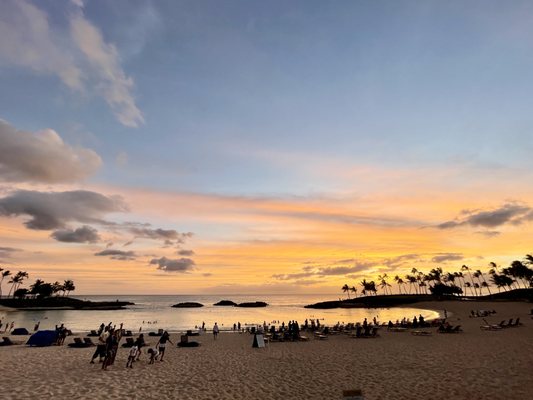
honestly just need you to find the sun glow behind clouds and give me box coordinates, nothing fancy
[1,1,533,294]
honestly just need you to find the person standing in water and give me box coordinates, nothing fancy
[213,322,219,340]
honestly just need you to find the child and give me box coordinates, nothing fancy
[126,345,138,368]
[147,348,159,364]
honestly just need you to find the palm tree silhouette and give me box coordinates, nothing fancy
[342,284,350,299]
[63,280,75,296]
[461,265,477,296]
[8,271,29,298]
[475,269,491,296]
[378,274,391,295]
[0,269,11,298]
[394,275,405,294]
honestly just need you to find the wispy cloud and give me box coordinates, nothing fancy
[431,253,464,263]
[94,248,136,260]
[437,203,533,229]
[0,0,143,127]
[69,3,144,127]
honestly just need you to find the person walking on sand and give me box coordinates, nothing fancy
[126,345,138,368]
[213,322,219,340]
[156,331,173,362]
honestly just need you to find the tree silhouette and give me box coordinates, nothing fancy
[63,280,75,296]
[0,269,11,298]
[342,284,350,299]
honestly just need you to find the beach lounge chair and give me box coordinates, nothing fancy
[83,337,95,346]
[11,328,30,335]
[498,320,508,328]
[177,334,200,347]
[148,329,164,337]
[87,330,99,337]
[0,337,15,346]
[314,332,327,340]
[122,337,135,348]
[68,337,90,348]
[411,330,432,336]
[480,319,502,331]
[511,318,522,327]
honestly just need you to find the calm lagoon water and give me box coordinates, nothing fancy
[0,294,441,333]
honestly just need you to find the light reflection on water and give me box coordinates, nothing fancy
[0,294,441,333]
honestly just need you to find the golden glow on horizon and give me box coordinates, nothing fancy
[1,177,532,294]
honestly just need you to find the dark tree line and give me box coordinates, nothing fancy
[0,268,75,299]
[341,254,533,298]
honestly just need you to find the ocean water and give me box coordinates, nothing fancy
[0,294,441,333]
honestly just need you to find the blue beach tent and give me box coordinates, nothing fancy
[26,330,58,347]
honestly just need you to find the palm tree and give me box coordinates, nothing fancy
[7,274,21,297]
[394,275,405,294]
[368,280,378,295]
[378,274,391,295]
[461,265,478,296]
[30,279,45,297]
[475,269,491,296]
[464,281,473,296]
[63,280,75,297]
[51,281,63,296]
[0,269,11,298]
[454,271,466,294]
[342,284,350,299]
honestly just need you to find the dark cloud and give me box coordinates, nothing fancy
[51,225,100,243]
[382,254,421,269]
[0,189,127,230]
[273,261,374,281]
[335,258,355,264]
[128,227,193,242]
[150,256,195,272]
[0,119,101,183]
[0,246,22,259]
[437,203,533,229]
[316,263,374,276]
[431,253,464,263]
[177,249,195,256]
[94,249,136,260]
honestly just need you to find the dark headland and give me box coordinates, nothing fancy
[0,297,134,310]
[305,289,533,309]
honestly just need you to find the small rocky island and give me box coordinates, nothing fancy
[213,300,237,306]
[172,302,204,308]
[236,301,268,308]
[213,300,268,307]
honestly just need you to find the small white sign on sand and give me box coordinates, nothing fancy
[252,333,265,348]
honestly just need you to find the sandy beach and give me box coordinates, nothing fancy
[0,300,532,400]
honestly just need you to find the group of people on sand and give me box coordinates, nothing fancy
[0,320,15,333]
[90,322,173,370]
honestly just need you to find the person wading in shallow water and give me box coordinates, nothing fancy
[156,331,173,362]
[213,322,219,340]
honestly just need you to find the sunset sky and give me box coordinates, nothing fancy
[1,0,532,295]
